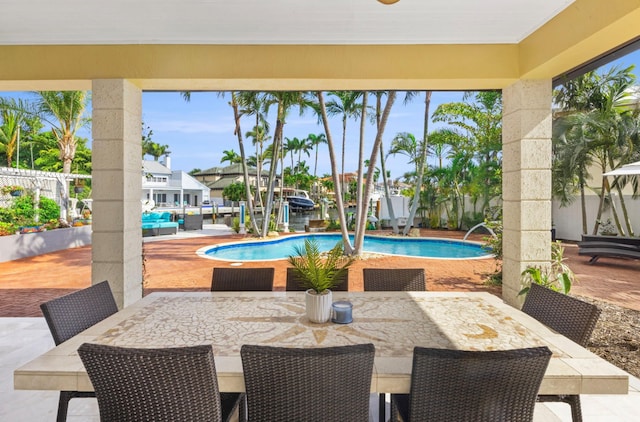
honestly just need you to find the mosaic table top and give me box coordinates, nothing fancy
[15,291,629,395]
[96,294,558,357]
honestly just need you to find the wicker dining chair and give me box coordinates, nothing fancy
[363,268,427,292]
[285,267,349,291]
[210,267,275,291]
[241,343,375,422]
[391,346,552,422]
[363,268,426,421]
[522,282,602,422]
[78,343,244,422]
[40,280,119,422]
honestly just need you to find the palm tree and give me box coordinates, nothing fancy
[260,91,309,238]
[373,91,399,234]
[432,91,502,215]
[245,124,271,210]
[307,133,326,179]
[34,91,89,174]
[326,91,363,203]
[220,149,241,165]
[553,66,639,236]
[229,92,261,235]
[238,92,270,212]
[0,98,33,168]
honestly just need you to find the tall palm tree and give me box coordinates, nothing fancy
[245,124,271,210]
[373,91,400,234]
[307,133,326,179]
[229,92,261,235]
[238,92,269,212]
[34,91,89,174]
[260,91,309,238]
[326,91,363,203]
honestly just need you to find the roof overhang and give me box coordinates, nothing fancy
[0,0,638,91]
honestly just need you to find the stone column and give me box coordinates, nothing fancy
[502,80,552,307]
[92,79,143,308]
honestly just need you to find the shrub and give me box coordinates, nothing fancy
[0,222,17,236]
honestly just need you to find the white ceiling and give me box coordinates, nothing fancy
[0,0,574,45]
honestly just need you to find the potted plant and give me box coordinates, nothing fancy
[1,185,24,197]
[287,238,354,323]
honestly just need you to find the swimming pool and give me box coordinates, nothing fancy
[197,233,492,261]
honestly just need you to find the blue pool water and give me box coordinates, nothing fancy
[199,234,491,261]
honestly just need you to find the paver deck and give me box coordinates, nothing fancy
[1,228,638,317]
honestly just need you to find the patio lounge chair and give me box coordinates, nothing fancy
[241,343,374,421]
[211,267,275,291]
[578,234,640,264]
[522,283,601,422]
[391,346,552,422]
[39,281,118,422]
[78,343,244,422]
[285,267,349,291]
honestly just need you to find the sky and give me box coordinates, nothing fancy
[141,90,464,179]
[2,48,639,180]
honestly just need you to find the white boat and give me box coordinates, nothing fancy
[277,188,315,211]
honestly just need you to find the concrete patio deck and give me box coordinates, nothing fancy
[2,225,640,420]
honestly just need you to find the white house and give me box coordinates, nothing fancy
[142,157,210,207]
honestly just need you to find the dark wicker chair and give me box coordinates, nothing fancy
[241,343,374,421]
[391,346,552,422]
[40,280,118,422]
[210,267,275,291]
[522,283,602,422]
[285,267,349,291]
[78,343,244,422]
[363,268,426,421]
[363,268,426,291]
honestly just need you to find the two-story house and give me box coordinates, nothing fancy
[142,157,210,207]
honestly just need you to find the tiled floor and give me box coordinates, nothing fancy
[2,317,639,421]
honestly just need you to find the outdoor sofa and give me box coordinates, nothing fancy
[142,212,179,236]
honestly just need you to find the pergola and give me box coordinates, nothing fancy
[1,0,639,308]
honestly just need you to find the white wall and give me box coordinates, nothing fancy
[553,193,640,241]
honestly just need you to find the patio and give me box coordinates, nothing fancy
[2,226,640,420]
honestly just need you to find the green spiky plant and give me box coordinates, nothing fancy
[287,238,354,294]
[519,241,575,295]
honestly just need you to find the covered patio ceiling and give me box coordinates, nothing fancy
[0,0,639,91]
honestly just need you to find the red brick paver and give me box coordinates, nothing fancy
[1,230,638,317]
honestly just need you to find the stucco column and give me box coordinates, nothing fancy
[502,80,552,307]
[92,79,143,308]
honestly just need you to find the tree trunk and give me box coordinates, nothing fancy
[261,103,284,238]
[353,92,396,255]
[231,93,261,235]
[403,92,431,235]
[354,93,367,241]
[317,92,353,255]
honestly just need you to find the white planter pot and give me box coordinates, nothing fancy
[305,289,332,323]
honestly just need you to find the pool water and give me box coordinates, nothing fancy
[199,234,491,261]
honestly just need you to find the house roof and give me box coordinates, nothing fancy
[143,160,171,175]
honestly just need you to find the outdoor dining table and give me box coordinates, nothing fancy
[14,291,629,397]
